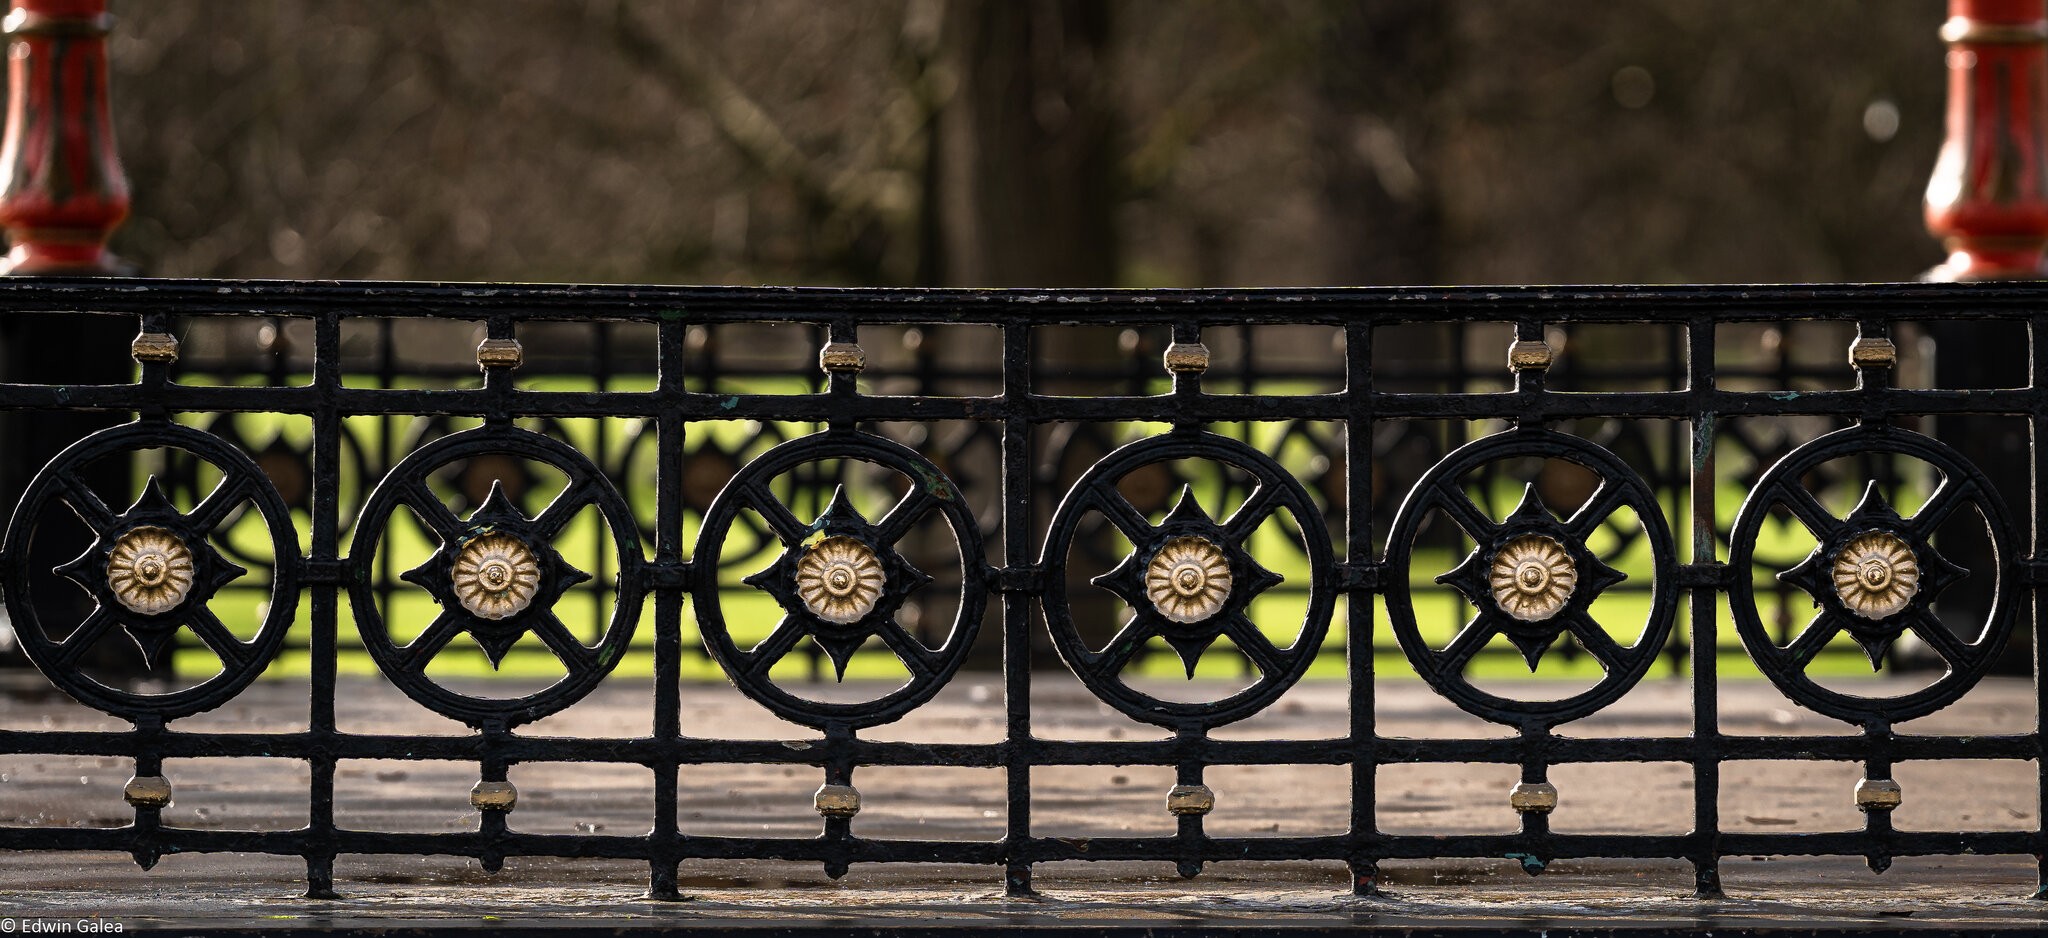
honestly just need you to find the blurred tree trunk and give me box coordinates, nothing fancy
[1311,2,1469,610]
[941,1,1121,664]
[1313,1,1448,289]
[1313,0,1457,397]
[940,0,1118,287]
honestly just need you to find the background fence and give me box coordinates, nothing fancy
[134,292,1942,684]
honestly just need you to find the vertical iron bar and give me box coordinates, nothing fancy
[128,731,162,872]
[650,312,686,899]
[1174,735,1207,880]
[593,322,613,642]
[1346,318,1379,896]
[375,318,397,682]
[2032,314,2048,899]
[305,311,343,899]
[1688,314,1723,898]
[1665,322,1690,677]
[1002,319,1036,897]
[477,741,509,874]
[1862,722,1896,875]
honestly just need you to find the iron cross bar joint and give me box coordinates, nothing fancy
[646,561,693,591]
[2017,558,2048,586]
[992,565,1046,594]
[1331,561,1386,591]
[298,559,345,586]
[1675,561,1735,589]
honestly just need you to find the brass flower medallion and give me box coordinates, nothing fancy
[797,535,886,625]
[452,532,542,620]
[1146,535,1233,624]
[106,526,196,616]
[1833,531,1919,620]
[1489,534,1577,622]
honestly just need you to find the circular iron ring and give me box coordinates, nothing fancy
[1040,431,1335,730]
[349,425,644,729]
[1384,428,1677,729]
[2,421,300,722]
[1729,424,2016,725]
[691,431,988,731]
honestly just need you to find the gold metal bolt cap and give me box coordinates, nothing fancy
[819,342,865,374]
[130,331,179,365]
[1508,339,1553,373]
[476,337,523,370]
[1849,337,1897,368]
[1509,781,1558,814]
[107,526,196,616]
[123,775,172,809]
[1146,536,1232,624]
[815,783,861,818]
[1833,532,1920,621]
[1489,535,1577,623]
[470,779,518,812]
[452,532,542,620]
[1166,783,1215,816]
[1163,342,1210,375]
[796,536,885,625]
[1855,778,1902,811]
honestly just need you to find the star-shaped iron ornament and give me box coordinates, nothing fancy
[743,486,931,680]
[55,477,247,668]
[1092,487,1285,677]
[400,482,590,667]
[1433,485,1627,670]
[1776,483,1967,669]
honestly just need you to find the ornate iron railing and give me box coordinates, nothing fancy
[0,277,2036,900]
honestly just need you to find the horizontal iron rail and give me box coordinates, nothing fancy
[1,276,2047,320]
[1,386,2043,419]
[0,729,2031,763]
[0,827,2033,866]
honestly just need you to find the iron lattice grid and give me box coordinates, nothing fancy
[0,277,2036,900]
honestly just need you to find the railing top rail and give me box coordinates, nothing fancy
[1,276,2045,323]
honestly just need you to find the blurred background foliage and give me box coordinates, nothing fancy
[106,0,1944,288]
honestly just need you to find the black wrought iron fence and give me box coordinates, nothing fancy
[0,277,2034,900]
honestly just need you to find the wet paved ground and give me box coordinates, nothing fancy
[0,671,2038,931]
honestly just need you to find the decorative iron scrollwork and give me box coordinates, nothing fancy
[1384,428,1676,728]
[1,422,300,722]
[1039,431,1334,730]
[1729,425,2015,724]
[692,430,988,731]
[348,425,643,728]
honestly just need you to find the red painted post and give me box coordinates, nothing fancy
[0,0,131,675]
[1925,0,2048,280]
[1920,2,2041,676]
[0,0,128,275]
